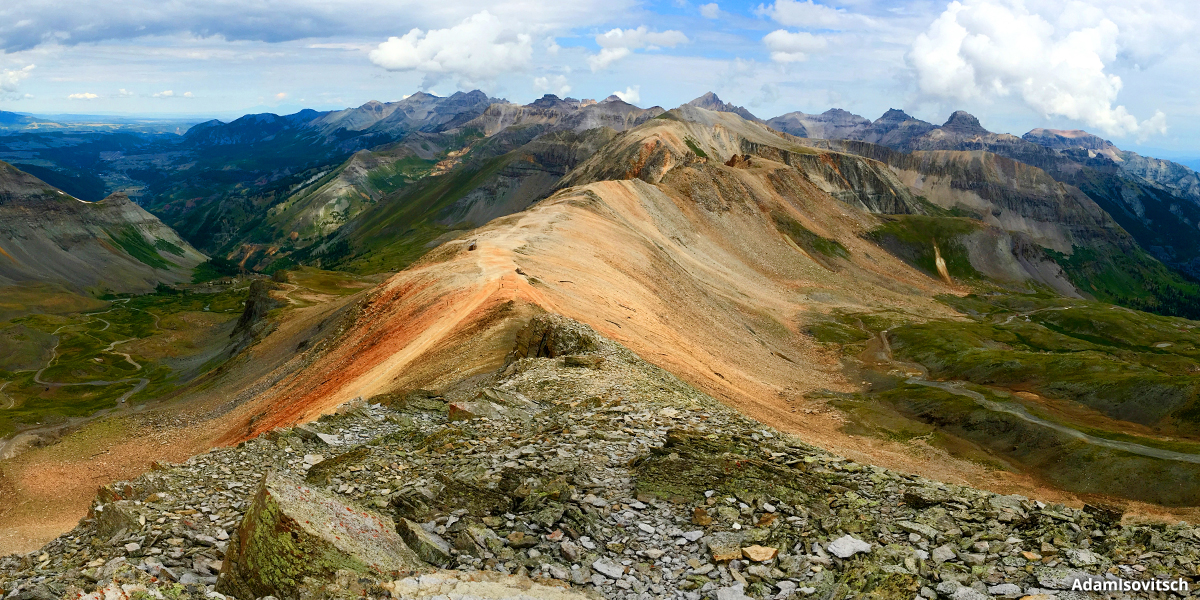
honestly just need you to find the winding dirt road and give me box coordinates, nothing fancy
[907,378,1200,464]
[870,323,1200,465]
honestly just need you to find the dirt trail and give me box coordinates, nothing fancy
[908,378,1200,464]
[868,319,1200,464]
[0,382,11,411]
[30,296,151,403]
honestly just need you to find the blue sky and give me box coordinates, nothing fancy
[0,0,1197,158]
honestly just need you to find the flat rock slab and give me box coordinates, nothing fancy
[826,535,871,558]
[383,571,595,600]
[217,471,426,599]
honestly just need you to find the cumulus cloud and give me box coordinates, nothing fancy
[274,92,288,100]
[533,75,571,96]
[612,85,640,103]
[908,0,1187,138]
[369,11,532,85]
[68,92,98,100]
[700,3,721,19]
[755,0,875,30]
[588,26,688,71]
[0,65,34,93]
[152,90,175,98]
[763,30,827,62]
[116,88,133,97]
[183,91,194,98]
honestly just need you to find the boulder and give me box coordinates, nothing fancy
[902,487,950,508]
[708,531,745,562]
[217,471,426,600]
[397,519,452,566]
[92,501,144,540]
[826,535,871,558]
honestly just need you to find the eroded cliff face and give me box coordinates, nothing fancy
[559,106,923,218]
[0,162,205,292]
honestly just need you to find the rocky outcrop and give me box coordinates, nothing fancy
[507,314,603,361]
[230,280,283,350]
[217,471,426,599]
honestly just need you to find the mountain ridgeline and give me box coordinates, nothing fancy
[0,161,205,293]
[4,90,1200,318]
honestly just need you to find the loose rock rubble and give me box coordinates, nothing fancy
[2,316,1197,600]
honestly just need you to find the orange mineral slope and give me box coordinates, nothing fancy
[218,107,963,454]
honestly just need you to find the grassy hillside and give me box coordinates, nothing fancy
[810,292,1200,504]
[0,286,248,438]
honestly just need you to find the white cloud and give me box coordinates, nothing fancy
[613,85,640,103]
[0,0,636,52]
[534,75,571,96]
[763,30,827,62]
[152,90,175,98]
[369,11,532,85]
[274,92,288,100]
[700,3,721,19]
[0,64,34,93]
[908,0,1186,138]
[183,91,194,98]
[68,92,98,100]
[588,26,688,71]
[117,88,133,97]
[755,0,874,30]
[588,48,632,71]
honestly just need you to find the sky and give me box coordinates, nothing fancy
[0,0,1197,158]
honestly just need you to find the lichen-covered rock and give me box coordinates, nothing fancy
[217,471,426,600]
[396,519,452,567]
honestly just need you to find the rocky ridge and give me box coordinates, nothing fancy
[2,316,1196,600]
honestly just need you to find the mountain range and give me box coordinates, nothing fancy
[6,87,1200,585]
[3,91,1200,314]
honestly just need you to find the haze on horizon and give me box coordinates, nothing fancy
[0,0,1197,159]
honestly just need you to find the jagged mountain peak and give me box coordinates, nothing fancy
[529,94,573,109]
[875,108,917,124]
[941,110,988,135]
[687,92,760,122]
[686,92,724,107]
